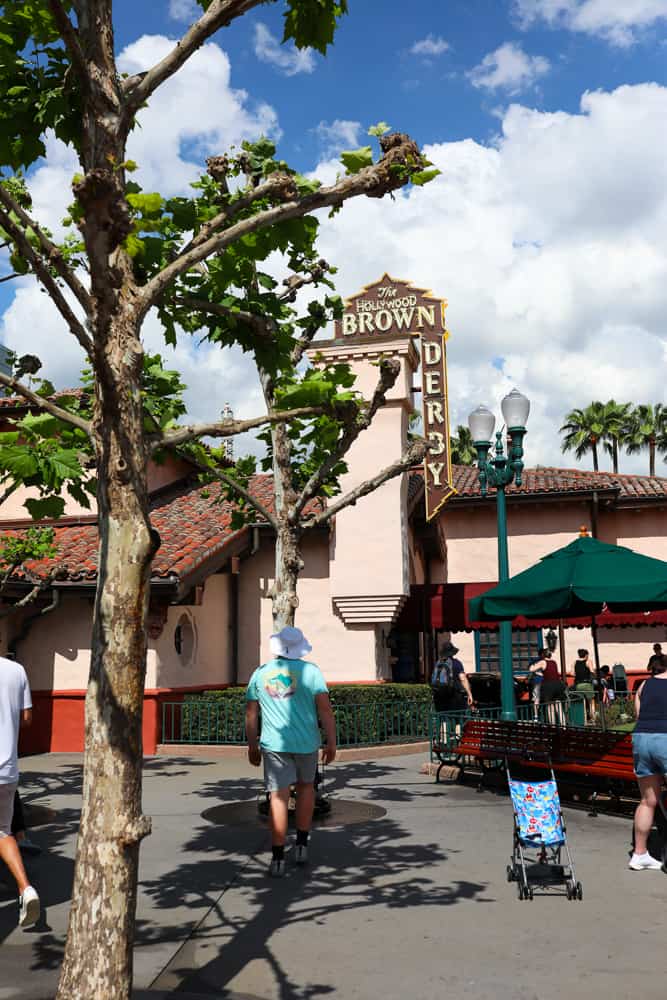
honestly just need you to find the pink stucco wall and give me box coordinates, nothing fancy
[237,532,382,685]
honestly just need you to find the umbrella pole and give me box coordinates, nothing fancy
[591,616,606,732]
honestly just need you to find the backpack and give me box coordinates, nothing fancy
[434,657,458,695]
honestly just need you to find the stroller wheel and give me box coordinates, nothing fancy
[576,882,583,901]
[528,887,534,900]
[507,865,514,883]
[566,884,573,900]
[517,883,524,900]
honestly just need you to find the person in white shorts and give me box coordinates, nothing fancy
[245,626,336,877]
[0,654,40,927]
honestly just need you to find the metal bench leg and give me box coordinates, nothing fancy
[588,790,598,818]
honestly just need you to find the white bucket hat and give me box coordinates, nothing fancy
[270,625,312,660]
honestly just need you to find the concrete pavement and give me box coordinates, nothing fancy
[1,751,665,999]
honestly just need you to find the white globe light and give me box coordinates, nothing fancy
[501,388,530,429]
[468,404,495,443]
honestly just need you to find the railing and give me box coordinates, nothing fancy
[429,698,586,763]
[161,698,432,748]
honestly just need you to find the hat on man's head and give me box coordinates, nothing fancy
[270,625,312,660]
[439,640,459,657]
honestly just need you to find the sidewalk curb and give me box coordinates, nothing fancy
[155,741,431,761]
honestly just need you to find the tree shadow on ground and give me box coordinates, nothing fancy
[139,761,491,1000]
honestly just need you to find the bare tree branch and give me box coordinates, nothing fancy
[122,0,265,111]
[0,209,93,356]
[0,183,92,315]
[302,438,429,530]
[0,482,20,509]
[173,296,277,340]
[140,134,423,314]
[0,273,20,284]
[152,404,338,452]
[47,1,88,86]
[0,578,56,617]
[295,358,401,516]
[183,453,279,532]
[0,372,93,437]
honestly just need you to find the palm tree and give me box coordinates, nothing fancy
[449,425,477,465]
[601,400,632,474]
[625,403,666,477]
[560,403,607,471]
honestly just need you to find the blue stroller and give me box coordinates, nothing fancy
[506,761,583,901]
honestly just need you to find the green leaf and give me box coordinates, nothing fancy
[340,146,373,175]
[25,496,65,520]
[411,168,441,186]
[368,122,391,137]
[0,445,39,479]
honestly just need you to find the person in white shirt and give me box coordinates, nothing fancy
[0,654,40,927]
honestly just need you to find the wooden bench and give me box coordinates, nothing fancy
[436,718,635,796]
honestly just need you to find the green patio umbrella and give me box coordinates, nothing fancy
[468,534,667,730]
[469,535,667,622]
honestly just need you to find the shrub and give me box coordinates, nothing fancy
[176,683,433,746]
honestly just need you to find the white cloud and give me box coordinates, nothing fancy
[253,23,316,76]
[168,0,198,22]
[409,35,450,57]
[314,119,362,157]
[309,83,667,475]
[515,0,667,46]
[468,42,551,95]
[117,35,280,195]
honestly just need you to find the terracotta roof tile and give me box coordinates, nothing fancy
[411,464,667,502]
[6,474,321,585]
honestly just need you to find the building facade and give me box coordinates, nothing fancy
[1,278,665,755]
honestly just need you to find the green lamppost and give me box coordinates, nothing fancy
[468,389,530,721]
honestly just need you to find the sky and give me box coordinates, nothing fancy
[1,0,667,475]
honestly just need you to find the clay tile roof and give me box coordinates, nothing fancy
[0,387,89,410]
[409,464,667,502]
[7,474,322,585]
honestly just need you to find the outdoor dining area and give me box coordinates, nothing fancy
[430,531,667,857]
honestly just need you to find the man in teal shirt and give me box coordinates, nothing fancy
[246,626,336,877]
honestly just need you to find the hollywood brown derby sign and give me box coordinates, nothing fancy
[333,274,456,520]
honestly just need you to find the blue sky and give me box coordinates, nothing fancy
[110,0,667,166]
[2,0,667,473]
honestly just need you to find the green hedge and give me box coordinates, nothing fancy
[171,683,433,746]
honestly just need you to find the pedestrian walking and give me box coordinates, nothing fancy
[430,640,474,713]
[245,626,336,878]
[0,654,40,926]
[628,652,667,871]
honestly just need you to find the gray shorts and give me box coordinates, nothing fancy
[263,751,319,792]
[0,781,17,838]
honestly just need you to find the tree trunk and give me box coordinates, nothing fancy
[56,314,155,1000]
[258,369,303,630]
[612,439,618,473]
[591,439,599,472]
[650,438,656,477]
[273,518,303,630]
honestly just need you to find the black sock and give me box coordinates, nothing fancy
[296,829,309,847]
[272,845,284,861]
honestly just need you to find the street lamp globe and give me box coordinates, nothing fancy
[468,404,495,444]
[500,388,530,430]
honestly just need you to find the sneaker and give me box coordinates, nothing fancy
[19,886,40,928]
[268,858,285,878]
[628,852,663,871]
[294,844,308,866]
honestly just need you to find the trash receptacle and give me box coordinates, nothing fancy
[567,692,586,727]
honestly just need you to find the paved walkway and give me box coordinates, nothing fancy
[1,752,665,1000]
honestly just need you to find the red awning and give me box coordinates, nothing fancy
[397,583,667,632]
